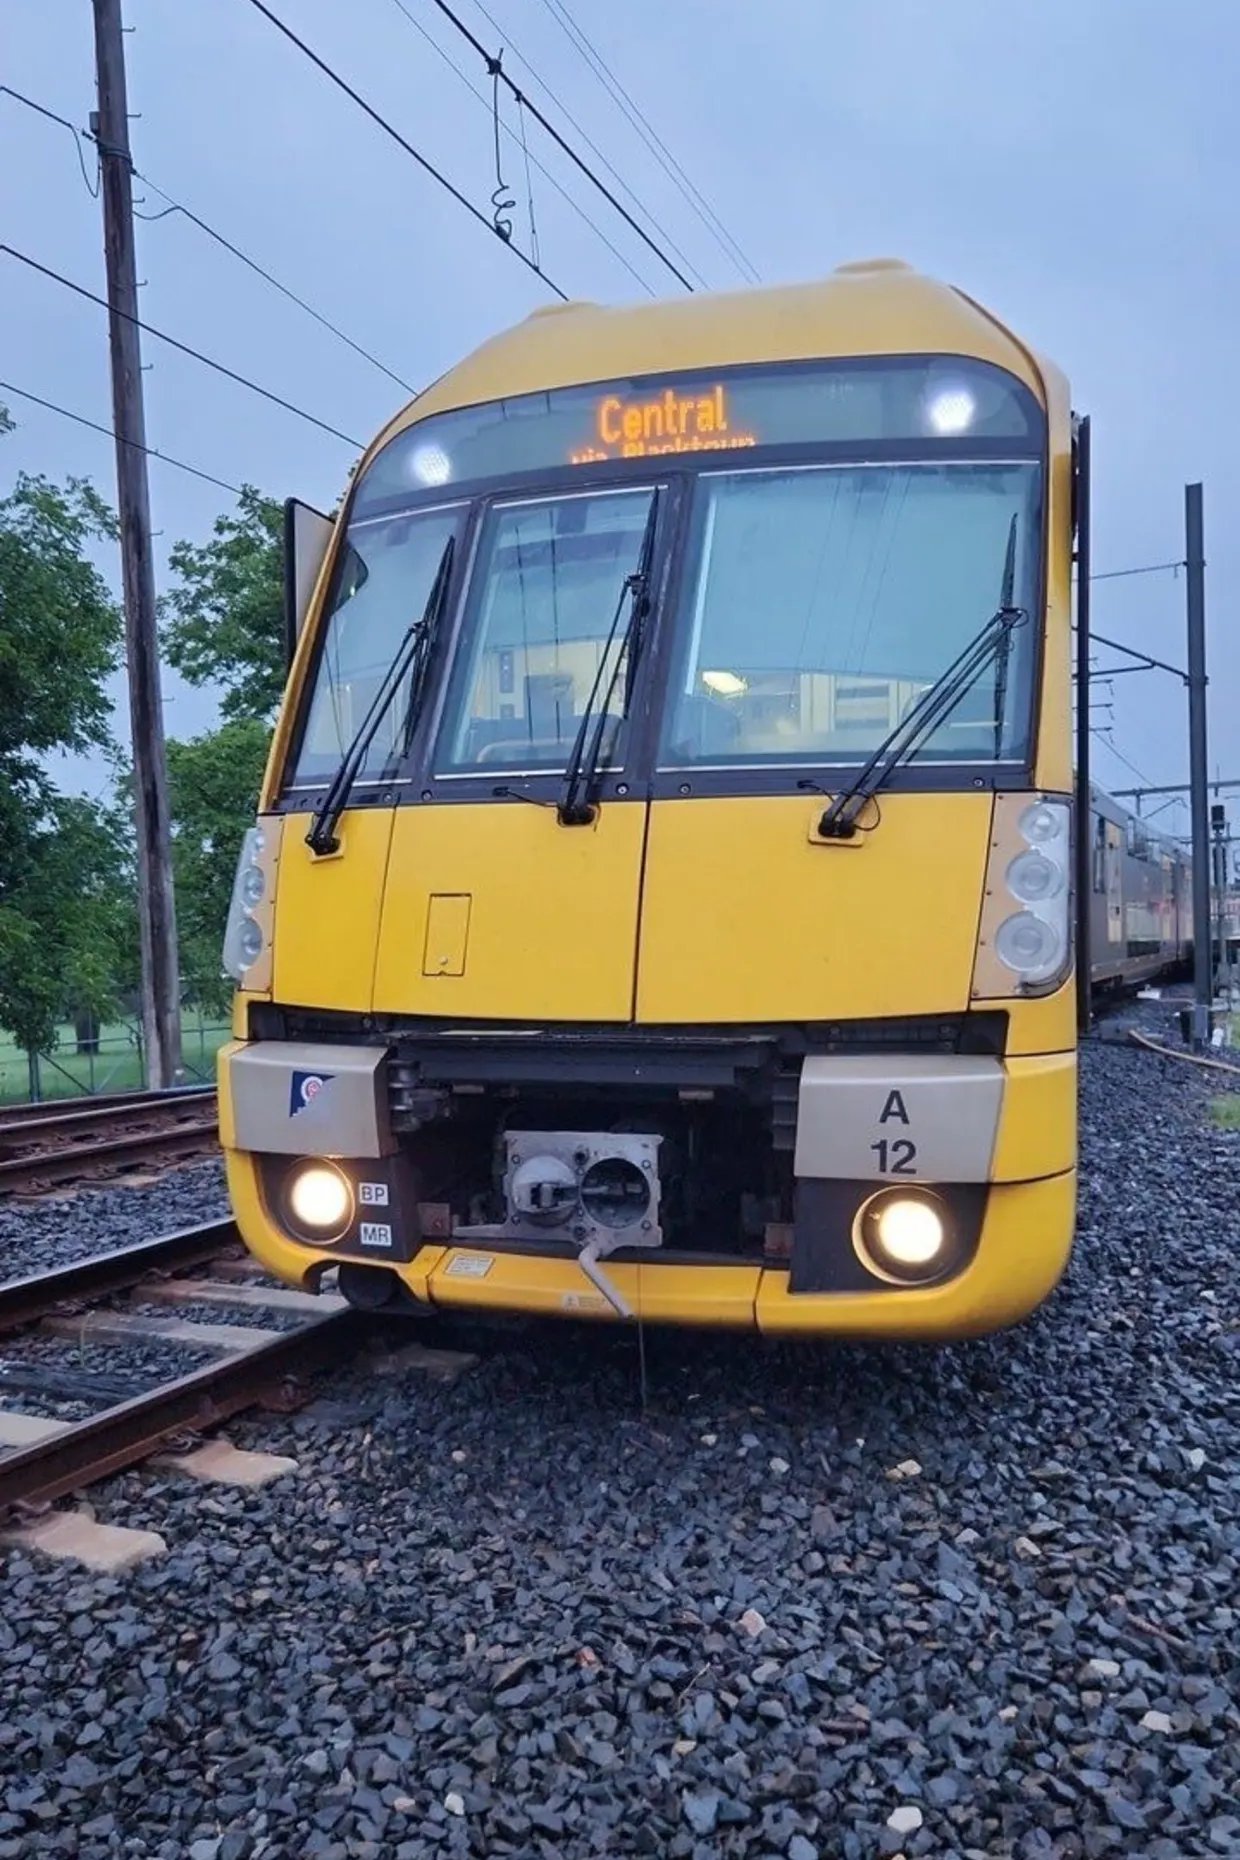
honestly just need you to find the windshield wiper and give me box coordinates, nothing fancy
[306,534,455,856]
[557,491,660,827]
[817,517,1025,840]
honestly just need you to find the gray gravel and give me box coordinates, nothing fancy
[2,1026,1239,1858]
[0,1159,228,1286]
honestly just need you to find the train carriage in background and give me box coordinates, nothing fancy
[217,258,1184,1341]
[1086,787,1191,988]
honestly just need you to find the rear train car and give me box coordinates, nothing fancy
[1087,788,1191,988]
[219,259,1084,1339]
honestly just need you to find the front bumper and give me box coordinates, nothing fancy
[219,1036,1077,1339]
[222,1149,1075,1340]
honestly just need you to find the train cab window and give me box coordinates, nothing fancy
[434,486,658,773]
[660,461,1041,768]
[285,503,465,789]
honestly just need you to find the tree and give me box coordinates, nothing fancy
[159,485,285,1012]
[0,426,131,1053]
[161,484,285,723]
[167,719,271,1014]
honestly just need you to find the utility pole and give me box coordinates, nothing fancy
[1184,483,1212,1049]
[92,0,182,1088]
[1073,416,1092,1037]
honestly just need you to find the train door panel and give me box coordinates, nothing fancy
[1104,821,1123,945]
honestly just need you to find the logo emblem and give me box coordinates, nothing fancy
[289,1069,333,1117]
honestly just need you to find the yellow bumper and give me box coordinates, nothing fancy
[224,1148,1075,1340]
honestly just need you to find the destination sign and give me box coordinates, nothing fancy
[569,385,758,464]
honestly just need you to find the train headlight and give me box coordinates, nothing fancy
[1006,850,1063,903]
[976,796,1072,993]
[1019,802,1065,845]
[222,820,281,987]
[995,910,1062,975]
[285,1161,353,1239]
[856,1188,951,1283]
[926,386,976,435]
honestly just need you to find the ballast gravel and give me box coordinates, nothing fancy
[2,1025,1239,1859]
[0,1158,229,1287]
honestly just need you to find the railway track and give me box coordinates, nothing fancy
[0,1219,364,1513]
[0,1087,218,1194]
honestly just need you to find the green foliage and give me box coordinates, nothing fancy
[0,444,131,1053]
[161,484,285,723]
[0,791,136,1054]
[168,718,271,1014]
[0,468,120,770]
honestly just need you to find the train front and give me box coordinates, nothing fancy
[219,261,1078,1338]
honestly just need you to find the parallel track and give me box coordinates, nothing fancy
[0,1090,219,1194]
[0,1221,363,1512]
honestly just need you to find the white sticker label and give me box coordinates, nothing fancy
[359,1222,393,1249]
[444,1254,494,1279]
[359,1181,390,1206]
[561,1291,609,1313]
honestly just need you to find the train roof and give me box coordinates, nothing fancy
[373,258,1066,458]
[1091,783,1187,858]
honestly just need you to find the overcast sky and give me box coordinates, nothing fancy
[4,0,1237,833]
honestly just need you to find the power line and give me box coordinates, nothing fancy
[383,0,655,296]
[131,176,417,393]
[465,0,710,289]
[2,244,363,447]
[1090,728,1158,791]
[4,78,415,395]
[0,379,244,496]
[425,0,696,292]
[243,0,570,302]
[534,0,760,284]
[1091,558,1185,583]
[0,84,100,196]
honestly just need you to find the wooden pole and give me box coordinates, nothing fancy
[92,0,182,1087]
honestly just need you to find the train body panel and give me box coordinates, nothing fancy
[219,261,1180,1342]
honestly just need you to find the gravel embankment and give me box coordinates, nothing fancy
[0,1159,228,1286]
[2,1033,1239,1859]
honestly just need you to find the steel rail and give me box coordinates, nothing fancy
[0,1307,366,1512]
[0,1114,219,1193]
[0,1221,239,1332]
[0,1084,214,1132]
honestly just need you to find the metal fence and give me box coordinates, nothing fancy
[0,1008,230,1106]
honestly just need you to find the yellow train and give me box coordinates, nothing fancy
[219,258,1081,1338]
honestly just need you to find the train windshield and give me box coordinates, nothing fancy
[434,486,657,773]
[661,461,1041,768]
[288,503,464,788]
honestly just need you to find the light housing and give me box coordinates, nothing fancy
[284,1160,353,1241]
[854,1186,953,1285]
[221,819,281,989]
[973,794,1073,997]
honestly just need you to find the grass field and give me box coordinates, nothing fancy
[0,1016,230,1106]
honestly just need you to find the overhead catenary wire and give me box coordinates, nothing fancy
[1091,558,1186,583]
[466,0,711,289]
[385,0,653,293]
[0,380,245,496]
[1089,726,1158,792]
[425,0,697,293]
[242,0,570,302]
[533,0,760,284]
[2,244,363,447]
